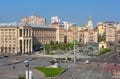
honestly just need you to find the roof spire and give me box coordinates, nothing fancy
[87,17,93,28]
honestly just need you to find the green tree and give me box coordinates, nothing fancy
[50,41,54,45]
[99,35,105,42]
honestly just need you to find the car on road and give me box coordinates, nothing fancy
[85,60,90,64]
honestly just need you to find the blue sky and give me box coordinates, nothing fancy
[0,0,120,26]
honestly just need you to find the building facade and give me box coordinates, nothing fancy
[0,22,57,54]
[32,25,56,51]
[18,24,33,54]
[0,23,32,54]
[50,23,64,43]
[21,16,46,26]
[79,28,98,45]
[78,17,98,45]
[106,26,117,45]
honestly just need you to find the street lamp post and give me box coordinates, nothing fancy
[73,41,76,64]
[65,58,68,69]
[24,60,29,79]
[117,49,120,58]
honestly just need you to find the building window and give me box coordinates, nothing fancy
[19,29,22,37]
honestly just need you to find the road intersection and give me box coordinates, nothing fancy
[0,48,119,79]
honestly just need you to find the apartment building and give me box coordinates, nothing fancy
[106,26,117,45]
[50,22,64,43]
[79,28,98,45]
[21,16,46,26]
[97,22,118,45]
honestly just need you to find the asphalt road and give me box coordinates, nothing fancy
[56,63,112,79]
[77,48,120,64]
[0,48,119,79]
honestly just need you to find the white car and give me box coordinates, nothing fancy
[85,60,90,64]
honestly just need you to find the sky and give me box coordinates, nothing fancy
[0,0,120,26]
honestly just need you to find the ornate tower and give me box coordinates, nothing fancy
[87,17,93,28]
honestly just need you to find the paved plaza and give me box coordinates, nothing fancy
[0,55,52,79]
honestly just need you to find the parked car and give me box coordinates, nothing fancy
[0,55,4,59]
[4,55,9,58]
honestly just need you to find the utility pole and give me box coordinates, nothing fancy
[73,41,76,63]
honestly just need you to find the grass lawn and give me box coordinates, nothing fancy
[35,67,65,77]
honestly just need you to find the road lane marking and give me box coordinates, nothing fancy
[85,66,95,79]
[108,53,117,58]
[100,62,106,79]
[70,64,89,79]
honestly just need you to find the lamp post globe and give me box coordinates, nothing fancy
[24,60,30,79]
[24,60,29,67]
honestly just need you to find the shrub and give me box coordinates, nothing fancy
[99,48,112,55]
[46,52,54,55]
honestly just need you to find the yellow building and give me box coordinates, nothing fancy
[97,22,105,35]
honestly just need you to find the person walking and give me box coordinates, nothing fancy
[13,65,15,69]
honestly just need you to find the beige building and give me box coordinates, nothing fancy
[21,16,46,26]
[79,28,98,45]
[64,27,78,43]
[0,22,57,54]
[106,26,117,44]
[18,24,33,54]
[116,30,120,44]
[0,23,32,54]
[50,22,64,43]
[31,25,56,50]
[78,17,98,45]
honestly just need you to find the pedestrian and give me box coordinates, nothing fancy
[104,58,106,62]
[97,63,99,67]
[13,65,15,69]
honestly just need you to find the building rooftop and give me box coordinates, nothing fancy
[0,22,56,29]
[0,22,22,27]
[30,24,54,29]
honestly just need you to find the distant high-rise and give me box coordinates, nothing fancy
[21,16,46,26]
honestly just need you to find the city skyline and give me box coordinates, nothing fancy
[0,0,120,26]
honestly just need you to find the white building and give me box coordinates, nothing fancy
[51,16,60,24]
